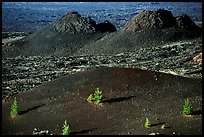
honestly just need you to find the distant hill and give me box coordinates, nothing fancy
[2,10,202,58]
[2,12,116,58]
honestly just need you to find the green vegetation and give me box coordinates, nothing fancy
[87,88,103,104]
[62,120,71,135]
[160,124,165,129]
[182,98,193,115]
[10,97,19,118]
[144,118,151,128]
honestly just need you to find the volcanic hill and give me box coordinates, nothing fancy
[2,9,202,58]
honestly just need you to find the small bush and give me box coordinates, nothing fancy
[161,124,165,129]
[87,88,103,104]
[62,120,71,135]
[10,97,19,118]
[144,118,151,128]
[182,98,193,115]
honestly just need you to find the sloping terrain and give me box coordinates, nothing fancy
[2,10,202,58]
[2,12,114,58]
[2,9,202,135]
[75,9,202,56]
[2,36,202,102]
[74,28,196,56]
[2,67,202,135]
[2,26,109,58]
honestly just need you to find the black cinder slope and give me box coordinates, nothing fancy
[2,12,115,58]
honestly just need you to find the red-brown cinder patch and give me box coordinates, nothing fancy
[2,67,202,135]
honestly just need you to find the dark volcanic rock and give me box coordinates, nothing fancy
[175,14,202,38]
[2,13,112,58]
[52,12,97,34]
[52,12,117,34]
[123,9,177,32]
[96,20,117,32]
[2,37,202,102]
[2,10,201,58]
[122,9,202,39]
[176,14,200,30]
[2,12,118,58]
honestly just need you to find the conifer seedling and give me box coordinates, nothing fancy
[145,118,151,128]
[10,97,19,118]
[182,98,193,115]
[62,120,71,135]
[161,124,165,129]
[87,88,103,104]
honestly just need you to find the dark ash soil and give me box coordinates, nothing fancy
[2,67,202,135]
[2,10,202,135]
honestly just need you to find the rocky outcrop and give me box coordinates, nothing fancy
[123,9,177,32]
[187,52,202,65]
[32,128,53,135]
[52,12,97,34]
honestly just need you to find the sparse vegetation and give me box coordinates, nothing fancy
[10,97,19,118]
[87,88,103,104]
[62,120,71,135]
[182,98,193,115]
[144,118,151,128]
[161,124,165,129]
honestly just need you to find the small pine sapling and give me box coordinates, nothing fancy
[87,93,93,103]
[93,88,103,103]
[182,98,193,116]
[144,118,151,128]
[161,124,165,129]
[87,88,103,104]
[62,120,71,135]
[10,97,19,118]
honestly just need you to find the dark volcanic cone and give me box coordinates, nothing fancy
[122,9,177,32]
[52,12,97,34]
[175,14,202,38]
[2,10,201,58]
[122,9,202,37]
[74,9,202,56]
[122,9,202,39]
[96,20,117,32]
[2,12,115,58]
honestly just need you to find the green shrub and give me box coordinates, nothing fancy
[144,118,151,128]
[10,97,19,118]
[62,120,71,135]
[87,88,103,104]
[160,124,165,129]
[87,93,94,103]
[182,98,193,115]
